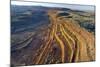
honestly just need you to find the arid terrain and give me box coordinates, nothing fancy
[11,5,95,66]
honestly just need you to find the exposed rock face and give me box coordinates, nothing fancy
[31,10,95,64]
[11,10,95,66]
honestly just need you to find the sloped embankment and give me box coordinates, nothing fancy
[32,10,95,64]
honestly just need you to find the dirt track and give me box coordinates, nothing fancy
[32,10,95,64]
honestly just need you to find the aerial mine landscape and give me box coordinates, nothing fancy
[11,2,95,66]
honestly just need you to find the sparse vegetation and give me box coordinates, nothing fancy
[11,5,95,66]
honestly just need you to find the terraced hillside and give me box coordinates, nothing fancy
[31,10,95,64]
[11,6,95,66]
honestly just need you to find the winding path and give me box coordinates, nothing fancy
[33,10,95,64]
